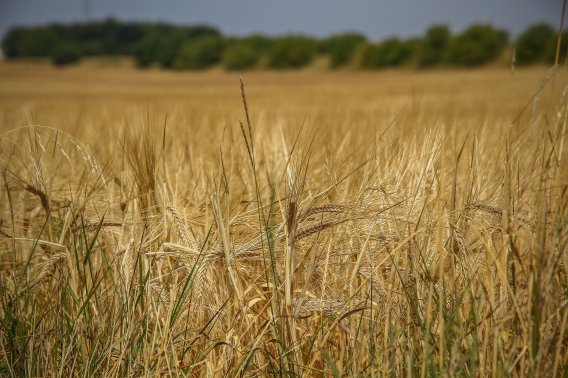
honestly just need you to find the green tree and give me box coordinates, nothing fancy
[360,43,381,68]
[15,27,59,57]
[268,36,316,69]
[544,31,568,64]
[325,33,366,68]
[173,37,224,70]
[515,23,556,65]
[240,35,273,55]
[52,43,81,66]
[1,21,222,68]
[360,38,415,68]
[157,30,189,68]
[417,25,451,67]
[449,24,508,67]
[131,24,221,68]
[223,43,260,70]
[2,28,26,57]
[132,33,162,67]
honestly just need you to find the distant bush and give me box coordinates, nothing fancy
[515,23,556,65]
[545,31,568,64]
[132,34,162,67]
[449,24,508,67]
[417,25,451,67]
[156,31,188,68]
[240,35,273,55]
[220,35,273,70]
[360,38,415,68]
[223,43,260,70]
[324,33,366,68]
[132,25,221,68]
[2,28,26,58]
[268,36,316,69]
[359,43,381,68]
[52,44,81,66]
[173,37,224,70]
[3,27,59,58]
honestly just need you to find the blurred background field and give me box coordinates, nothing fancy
[0,62,562,134]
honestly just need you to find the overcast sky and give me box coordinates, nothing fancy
[0,0,563,40]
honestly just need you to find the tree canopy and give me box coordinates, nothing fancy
[1,19,564,70]
[448,24,508,67]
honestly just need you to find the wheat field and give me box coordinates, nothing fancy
[0,62,567,377]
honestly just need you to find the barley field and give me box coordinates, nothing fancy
[0,62,567,377]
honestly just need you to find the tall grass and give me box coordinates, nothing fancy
[0,66,567,376]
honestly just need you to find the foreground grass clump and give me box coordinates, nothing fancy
[0,65,567,376]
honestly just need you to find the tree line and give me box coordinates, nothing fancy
[1,19,566,69]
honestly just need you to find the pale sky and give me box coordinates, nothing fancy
[0,0,563,40]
